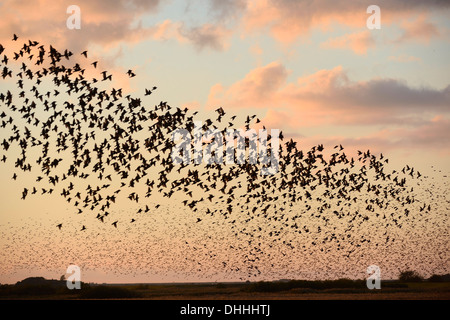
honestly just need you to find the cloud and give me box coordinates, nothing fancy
[207,61,289,108]
[321,31,375,55]
[0,0,233,55]
[148,20,183,42]
[241,0,450,43]
[395,15,441,44]
[0,0,164,54]
[205,61,450,155]
[208,0,247,21]
[262,114,450,162]
[180,24,232,51]
[180,100,202,111]
[396,115,450,150]
[207,62,450,128]
[298,116,450,155]
[1,0,447,60]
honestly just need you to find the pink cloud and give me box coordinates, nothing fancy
[0,0,231,60]
[207,61,289,108]
[207,62,450,127]
[275,115,450,161]
[205,61,450,155]
[241,0,450,44]
[321,31,375,55]
[0,0,162,51]
[242,0,365,43]
[314,116,450,154]
[395,14,441,44]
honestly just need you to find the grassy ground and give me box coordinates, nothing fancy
[125,282,450,300]
[2,281,449,300]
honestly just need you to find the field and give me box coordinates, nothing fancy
[1,279,449,300]
[105,282,450,300]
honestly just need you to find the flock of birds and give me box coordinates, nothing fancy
[0,35,447,281]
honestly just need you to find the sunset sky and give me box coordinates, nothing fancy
[1,1,449,162]
[0,1,449,284]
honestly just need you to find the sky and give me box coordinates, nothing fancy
[0,0,449,284]
[1,0,449,164]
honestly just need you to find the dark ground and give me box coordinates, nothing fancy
[1,277,449,300]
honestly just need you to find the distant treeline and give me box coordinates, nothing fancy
[241,274,450,293]
[1,274,449,297]
[427,274,450,282]
[0,277,140,298]
[0,277,72,297]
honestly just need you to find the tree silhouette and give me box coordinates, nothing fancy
[399,270,423,282]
